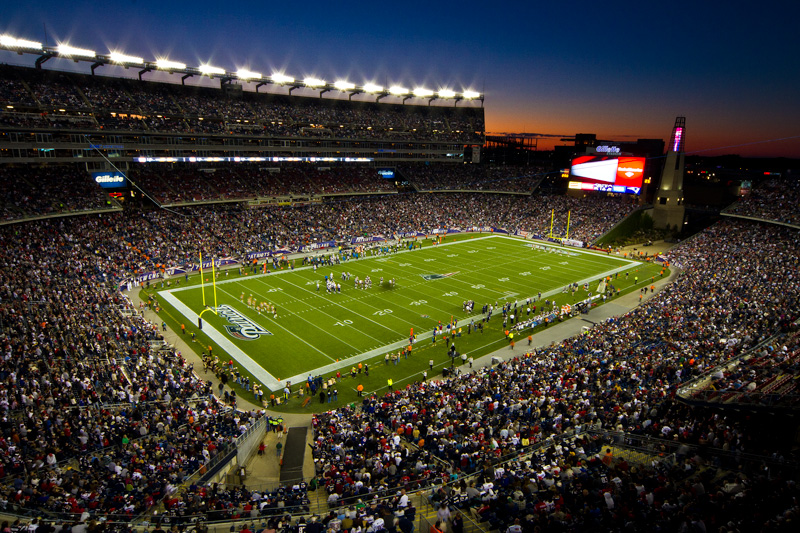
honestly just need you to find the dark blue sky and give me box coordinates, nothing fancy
[2,0,799,156]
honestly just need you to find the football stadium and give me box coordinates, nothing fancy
[0,26,799,533]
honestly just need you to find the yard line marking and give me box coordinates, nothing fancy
[285,278,422,330]
[213,284,341,359]
[307,257,638,378]
[260,276,405,338]
[238,282,369,352]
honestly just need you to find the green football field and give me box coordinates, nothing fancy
[158,234,650,395]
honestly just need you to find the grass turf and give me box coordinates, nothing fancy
[145,234,665,412]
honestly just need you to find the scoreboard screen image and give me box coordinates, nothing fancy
[568,156,645,194]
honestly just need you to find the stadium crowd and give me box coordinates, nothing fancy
[0,188,632,525]
[0,162,563,221]
[725,177,800,226]
[682,329,800,408]
[158,481,311,523]
[128,166,396,205]
[400,165,544,193]
[310,219,800,531]
[116,193,633,277]
[0,177,795,530]
[0,166,112,221]
[0,187,635,281]
[0,217,268,523]
[0,66,484,143]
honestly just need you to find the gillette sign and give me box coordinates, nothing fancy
[92,171,127,188]
[596,146,620,154]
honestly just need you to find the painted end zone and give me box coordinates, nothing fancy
[159,293,283,389]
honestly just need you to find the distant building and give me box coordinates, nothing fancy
[652,117,686,230]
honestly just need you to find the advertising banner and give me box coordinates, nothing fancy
[350,236,386,244]
[299,241,336,252]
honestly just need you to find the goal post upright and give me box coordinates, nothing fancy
[197,251,219,328]
[212,256,218,310]
[566,210,571,239]
[199,251,207,308]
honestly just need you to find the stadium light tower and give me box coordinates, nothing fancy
[265,73,294,94]
[0,35,42,50]
[142,58,185,81]
[156,58,187,70]
[413,87,435,105]
[652,117,686,230]
[364,83,387,102]
[300,77,325,96]
[92,51,144,75]
[109,51,144,65]
[0,31,486,108]
[388,85,411,104]
[236,68,262,80]
[438,89,460,108]
[334,80,355,91]
[0,34,43,66]
[332,81,362,100]
[271,73,294,84]
[199,64,226,77]
[57,43,96,59]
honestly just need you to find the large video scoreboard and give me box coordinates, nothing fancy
[568,155,645,194]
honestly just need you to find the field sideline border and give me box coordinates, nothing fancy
[159,234,641,389]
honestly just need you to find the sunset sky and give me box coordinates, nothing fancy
[2,0,798,157]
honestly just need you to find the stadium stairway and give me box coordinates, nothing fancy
[280,427,308,483]
[606,444,672,468]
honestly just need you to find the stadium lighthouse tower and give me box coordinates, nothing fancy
[652,117,686,230]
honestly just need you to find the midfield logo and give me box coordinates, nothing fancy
[215,305,272,340]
